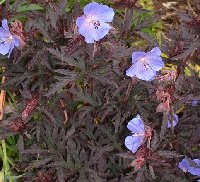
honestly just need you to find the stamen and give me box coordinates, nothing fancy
[85,15,101,29]
[138,57,150,71]
[8,35,13,40]
[4,35,14,44]
[94,21,101,29]
[140,57,146,64]
[132,133,144,137]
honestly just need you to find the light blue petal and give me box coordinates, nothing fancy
[76,16,85,27]
[126,65,136,77]
[167,114,179,128]
[134,63,156,81]
[167,120,178,128]
[92,22,111,41]
[76,16,111,43]
[0,27,9,41]
[197,179,200,182]
[2,19,10,33]
[84,35,94,43]
[147,73,157,81]
[127,114,145,134]
[125,135,144,153]
[145,56,164,71]
[126,60,141,77]
[193,159,200,167]
[178,158,190,172]
[138,69,156,81]
[132,52,145,64]
[149,47,161,56]
[7,42,15,58]
[84,2,100,16]
[76,16,94,43]
[13,36,20,47]
[188,167,200,176]
[0,42,11,55]
[84,2,114,22]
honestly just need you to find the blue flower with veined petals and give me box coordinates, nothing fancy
[178,158,190,173]
[76,2,114,43]
[126,47,164,81]
[188,159,200,176]
[125,114,145,153]
[179,157,200,181]
[0,19,20,57]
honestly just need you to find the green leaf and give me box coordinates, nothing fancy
[17,4,43,12]
[0,0,5,5]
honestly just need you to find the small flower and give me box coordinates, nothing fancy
[125,114,145,153]
[192,100,198,107]
[76,2,114,43]
[0,19,20,57]
[126,47,164,81]
[167,114,179,128]
[179,157,200,180]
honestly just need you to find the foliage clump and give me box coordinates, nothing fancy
[0,0,199,181]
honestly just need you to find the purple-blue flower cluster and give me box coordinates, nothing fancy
[0,19,20,57]
[126,47,164,81]
[125,114,145,153]
[179,157,200,181]
[76,2,114,43]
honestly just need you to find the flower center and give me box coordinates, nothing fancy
[4,35,14,44]
[93,21,101,29]
[139,57,149,71]
[85,16,101,29]
[139,57,146,64]
[0,35,13,44]
[8,35,13,40]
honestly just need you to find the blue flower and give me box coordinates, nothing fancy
[0,19,20,57]
[192,100,198,107]
[167,114,179,128]
[178,158,190,172]
[179,157,200,180]
[126,47,164,81]
[188,159,200,176]
[125,114,145,153]
[76,2,114,43]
